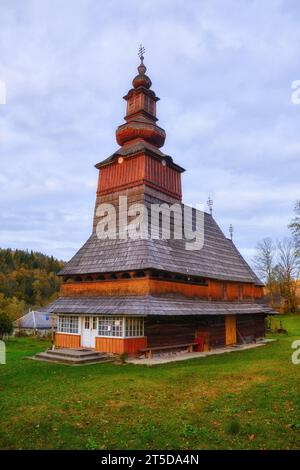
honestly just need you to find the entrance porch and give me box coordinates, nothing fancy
[55,315,147,355]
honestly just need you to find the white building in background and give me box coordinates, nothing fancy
[13,309,57,337]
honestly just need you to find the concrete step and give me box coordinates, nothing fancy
[47,348,108,359]
[34,351,113,365]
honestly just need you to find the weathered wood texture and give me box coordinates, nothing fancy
[208,316,226,348]
[225,315,237,346]
[145,314,265,350]
[236,314,265,344]
[61,278,261,301]
[144,315,226,349]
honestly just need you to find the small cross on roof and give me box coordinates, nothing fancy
[138,44,145,62]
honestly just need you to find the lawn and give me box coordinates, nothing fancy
[0,315,300,450]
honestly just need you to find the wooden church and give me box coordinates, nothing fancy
[48,52,274,357]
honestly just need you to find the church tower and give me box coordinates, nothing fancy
[93,49,185,231]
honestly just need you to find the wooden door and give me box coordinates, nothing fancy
[195,330,210,352]
[82,316,98,348]
[225,315,237,346]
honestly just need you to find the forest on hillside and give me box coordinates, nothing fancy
[0,248,64,320]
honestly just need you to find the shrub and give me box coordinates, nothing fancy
[266,316,287,334]
[0,311,13,339]
[118,352,128,364]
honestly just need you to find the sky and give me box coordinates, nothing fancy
[0,0,300,266]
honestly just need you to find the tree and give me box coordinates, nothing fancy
[253,238,277,306]
[0,248,64,321]
[289,200,300,253]
[0,312,13,339]
[254,237,300,312]
[275,238,300,313]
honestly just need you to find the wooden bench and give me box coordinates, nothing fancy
[140,342,198,359]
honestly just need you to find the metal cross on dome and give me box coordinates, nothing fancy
[229,224,234,240]
[138,44,145,62]
[207,196,213,216]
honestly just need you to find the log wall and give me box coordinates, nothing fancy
[236,315,265,344]
[145,314,265,350]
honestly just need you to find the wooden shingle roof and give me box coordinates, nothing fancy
[45,295,274,316]
[59,211,262,285]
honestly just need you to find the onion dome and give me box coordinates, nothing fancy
[132,63,152,89]
[116,122,166,148]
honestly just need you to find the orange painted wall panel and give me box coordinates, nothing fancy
[55,333,81,348]
[253,286,263,299]
[61,278,209,299]
[98,155,145,194]
[95,336,147,355]
[208,280,223,300]
[97,153,182,200]
[225,315,237,346]
[243,284,254,299]
[61,279,261,302]
[61,278,150,297]
[151,280,208,298]
[123,337,148,354]
[227,283,239,301]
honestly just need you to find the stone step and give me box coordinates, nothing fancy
[47,348,107,359]
[34,351,113,365]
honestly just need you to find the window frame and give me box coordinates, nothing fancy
[97,316,144,338]
[58,315,79,335]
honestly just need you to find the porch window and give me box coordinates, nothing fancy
[97,316,144,338]
[98,316,123,337]
[58,316,79,334]
[125,317,144,337]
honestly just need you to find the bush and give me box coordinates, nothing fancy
[0,311,13,338]
[118,352,128,364]
[266,316,287,334]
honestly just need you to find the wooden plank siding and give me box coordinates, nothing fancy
[145,318,197,347]
[61,278,260,302]
[207,316,226,349]
[95,337,147,355]
[97,153,182,200]
[144,316,227,349]
[61,278,209,299]
[236,314,265,344]
[225,315,237,346]
[226,284,239,301]
[55,333,81,348]
[145,314,264,351]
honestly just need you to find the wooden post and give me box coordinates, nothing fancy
[51,315,56,348]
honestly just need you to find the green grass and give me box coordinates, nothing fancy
[1,314,300,450]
